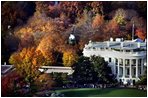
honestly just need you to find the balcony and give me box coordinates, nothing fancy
[119,63,123,66]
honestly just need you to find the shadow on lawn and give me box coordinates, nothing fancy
[59,88,112,97]
[57,88,147,97]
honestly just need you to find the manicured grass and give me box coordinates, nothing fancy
[55,88,147,97]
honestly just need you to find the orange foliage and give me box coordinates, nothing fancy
[9,47,49,80]
[104,20,120,39]
[92,14,104,28]
[135,28,146,40]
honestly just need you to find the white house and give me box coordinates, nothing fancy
[83,38,147,85]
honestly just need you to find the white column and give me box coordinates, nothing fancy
[117,58,120,78]
[141,58,144,75]
[123,59,125,78]
[130,59,132,78]
[114,58,116,74]
[136,59,138,78]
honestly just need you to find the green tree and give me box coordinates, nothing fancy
[51,73,64,87]
[90,55,115,84]
[72,56,96,84]
[136,70,147,85]
[72,56,116,84]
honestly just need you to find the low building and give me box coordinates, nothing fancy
[1,62,14,76]
[83,38,147,85]
[39,66,74,75]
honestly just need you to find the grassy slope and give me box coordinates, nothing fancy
[56,88,147,97]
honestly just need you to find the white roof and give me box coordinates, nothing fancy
[86,40,146,50]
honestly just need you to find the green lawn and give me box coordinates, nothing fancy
[55,88,147,97]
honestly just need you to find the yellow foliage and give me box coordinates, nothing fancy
[63,50,78,67]
[9,47,49,80]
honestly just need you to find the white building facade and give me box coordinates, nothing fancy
[83,38,147,85]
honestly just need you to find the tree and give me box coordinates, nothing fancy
[72,56,116,84]
[2,72,22,97]
[63,50,78,67]
[34,73,54,91]
[9,47,49,83]
[135,28,146,41]
[90,55,115,84]
[113,8,126,25]
[103,19,120,40]
[136,70,147,85]
[92,14,104,29]
[72,56,96,84]
[51,73,65,87]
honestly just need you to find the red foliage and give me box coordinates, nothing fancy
[135,28,146,40]
[1,72,22,96]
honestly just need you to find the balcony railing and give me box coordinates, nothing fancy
[119,63,123,66]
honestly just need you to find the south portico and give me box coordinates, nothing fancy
[108,57,146,85]
[83,38,147,85]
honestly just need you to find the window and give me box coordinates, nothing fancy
[119,59,123,66]
[139,67,141,75]
[138,59,142,66]
[133,68,136,76]
[109,58,111,62]
[115,58,118,65]
[127,68,129,75]
[125,59,129,66]
[132,59,136,66]
[116,66,118,74]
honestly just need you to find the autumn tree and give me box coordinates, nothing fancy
[103,19,120,40]
[36,32,67,64]
[1,72,22,97]
[2,1,35,34]
[63,50,78,67]
[9,47,49,82]
[135,28,146,41]
[34,73,54,91]
[74,10,94,49]
[113,8,126,25]
[92,14,104,29]
[1,1,35,64]
[131,16,146,30]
